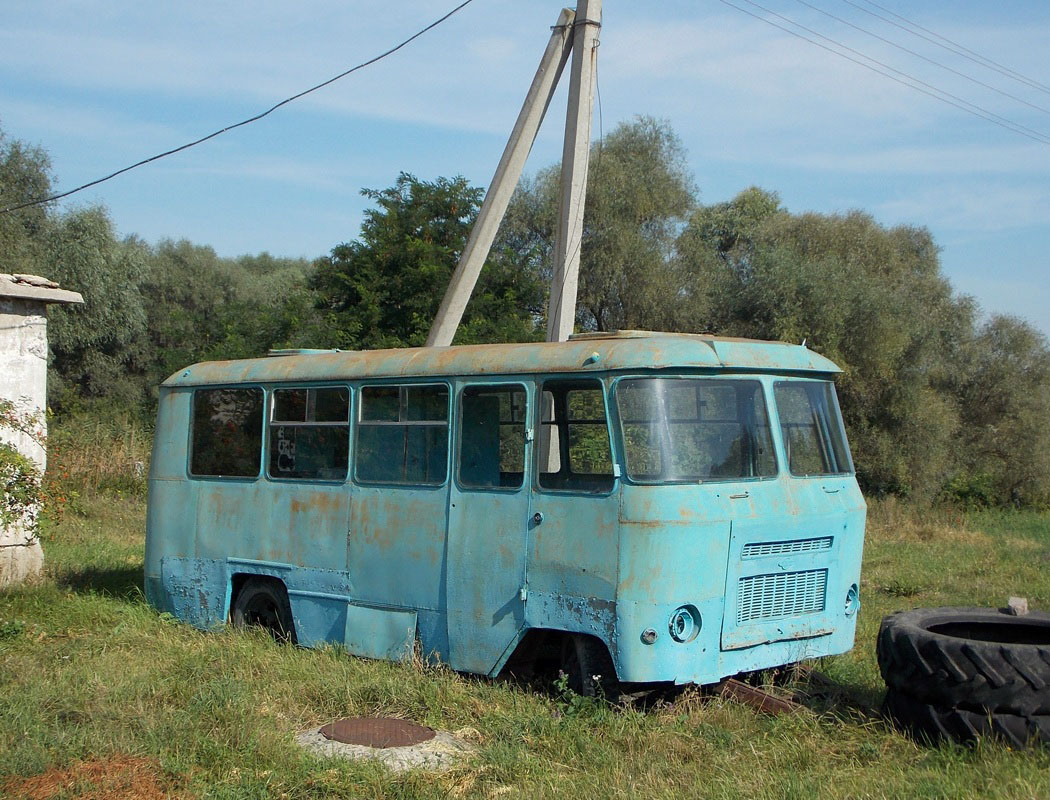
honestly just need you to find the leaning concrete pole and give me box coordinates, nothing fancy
[426,7,576,348]
[546,0,601,342]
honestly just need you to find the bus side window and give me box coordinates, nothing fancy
[459,385,526,490]
[356,385,449,485]
[190,388,264,478]
[539,380,614,493]
[774,381,852,476]
[268,387,350,481]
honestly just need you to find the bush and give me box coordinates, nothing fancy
[0,400,44,535]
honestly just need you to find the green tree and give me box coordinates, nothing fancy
[311,172,542,349]
[952,315,1050,507]
[499,116,696,332]
[46,207,149,409]
[138,239,235,385]
[138,241,319,395]
[676,190,976,499]
[0,126,53,276]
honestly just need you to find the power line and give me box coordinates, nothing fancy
[796,0,1050,117]
[733,0,1050,143]
[0,0,476,216]
[843,0,1050,97]
[714,0,1050,146]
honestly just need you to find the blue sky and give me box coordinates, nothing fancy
[2,1,1048,336]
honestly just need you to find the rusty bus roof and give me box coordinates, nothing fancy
[162,331,841,388]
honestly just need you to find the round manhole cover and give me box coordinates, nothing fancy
[319,717,436,749]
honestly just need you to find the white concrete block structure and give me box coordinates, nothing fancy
[0,272,82,587]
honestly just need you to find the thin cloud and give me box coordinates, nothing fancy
[879,182,1050,232]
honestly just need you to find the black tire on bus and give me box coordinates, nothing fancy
[231,577,297,645]
[882,687,1050,749]
[560,633,620,703]
[877,607,1050,716]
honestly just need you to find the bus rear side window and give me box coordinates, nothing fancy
[356,385,449,485]
[190,388,263,478]
[269,387,350,481]
[774,381,853,476]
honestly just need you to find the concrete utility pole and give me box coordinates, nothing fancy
[425,7,576,347]
[546,0,601,342]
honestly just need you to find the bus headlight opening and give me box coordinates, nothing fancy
[669,605,701,643]
[845,584,860,617]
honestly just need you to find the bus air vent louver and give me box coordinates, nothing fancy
[741,537,833,559]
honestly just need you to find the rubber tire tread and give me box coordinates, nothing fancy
[231,578,297,645]
[883,688,1050,749]
[877,606,1050,715]
[562,634,620,702]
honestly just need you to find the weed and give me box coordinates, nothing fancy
[878,579,924,598]
[0,619,25,640]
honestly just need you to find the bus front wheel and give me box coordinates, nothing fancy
[231,578,297,644]
[560,634,619,702]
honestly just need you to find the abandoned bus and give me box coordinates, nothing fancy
[145,331,865,695]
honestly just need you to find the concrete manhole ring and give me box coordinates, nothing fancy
[297,716,473,772]
[320,717,436,748]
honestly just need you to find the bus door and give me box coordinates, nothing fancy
[446,382,532,675]
[525,379,620,641]
[348,384,451,627]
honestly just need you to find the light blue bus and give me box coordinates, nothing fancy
[145,331,865,697]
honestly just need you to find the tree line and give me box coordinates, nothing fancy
[2,119,1047,507]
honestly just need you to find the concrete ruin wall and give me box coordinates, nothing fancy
[0,297,49,587]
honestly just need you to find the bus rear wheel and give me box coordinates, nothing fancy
[560,634,620,702]
[231,578,297,644]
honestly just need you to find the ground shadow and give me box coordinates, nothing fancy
[497,658,887,719]
[783,668,886,725]
[55,563,145,600]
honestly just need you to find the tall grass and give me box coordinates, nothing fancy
[44,411,152,505]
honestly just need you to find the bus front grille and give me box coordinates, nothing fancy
[736,569,827,623]
[741,537,833,559]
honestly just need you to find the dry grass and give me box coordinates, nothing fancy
[2,755,188,800]
[44,414,151,504]
[866,496,988,546]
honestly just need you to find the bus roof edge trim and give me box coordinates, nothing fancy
[166,332,841,387]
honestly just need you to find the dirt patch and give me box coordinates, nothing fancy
[2,754,187,800]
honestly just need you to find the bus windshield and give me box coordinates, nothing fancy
[616,378,777,483]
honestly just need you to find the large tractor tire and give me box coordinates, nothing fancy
[883,687,1050,749]
[877,606,1050,716]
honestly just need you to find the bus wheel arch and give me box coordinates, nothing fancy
[560,632,620,701]
[502,628,620,701]
[230,575,297,644]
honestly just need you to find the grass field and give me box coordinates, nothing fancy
[2,496,1049,799]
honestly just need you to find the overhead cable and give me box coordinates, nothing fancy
[843,0,1050,97]
[715,0,1050,146]
[0,0,476,215]
[796,0,1050,117]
